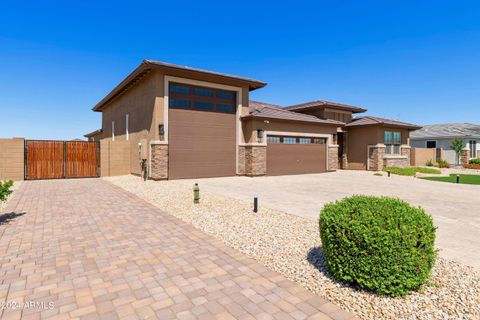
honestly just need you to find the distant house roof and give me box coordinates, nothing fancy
[410,123,480,140]
[346,116,421,130]
[84,129,103,138]
[93,60,267,112]
[285,100,367,113]
[243,100,344,126]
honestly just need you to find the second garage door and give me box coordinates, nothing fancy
[267,136,327,176]
[168,82,237,179]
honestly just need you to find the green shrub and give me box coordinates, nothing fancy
[0,180,13,203]
[319,195,437,296]
[469,158,480,165]
[425,160,434,167]
[384,167,441,176]
[436,159,450,168]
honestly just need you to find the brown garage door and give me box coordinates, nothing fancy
[168,82,236,179]
[267,136,327,176]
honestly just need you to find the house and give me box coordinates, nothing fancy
[88,60,420,179]
[84,129,103,142]
[411,123,480,164]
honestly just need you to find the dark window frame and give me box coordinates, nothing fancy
[168,82,237,114]
[426,140,437,149]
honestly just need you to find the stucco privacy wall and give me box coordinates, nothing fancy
[100,140,131,177]
[411,148,437,166]
[0,138,24,181]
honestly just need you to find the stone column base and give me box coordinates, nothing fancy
[242,145,266,176]
[150,143,168,180]
[368,146,385,171]
[328,145,339,171]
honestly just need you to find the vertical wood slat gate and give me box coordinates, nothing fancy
[25,140,100,180]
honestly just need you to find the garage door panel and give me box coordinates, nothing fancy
[267,143,326,176]
[169,107,236,179]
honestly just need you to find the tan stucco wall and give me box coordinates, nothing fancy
[101,71,161,175]
[0,138,24,181]
[346,126,410,170]
[100,140,131,177]
[411,148,436,166]
[243,119,338,144]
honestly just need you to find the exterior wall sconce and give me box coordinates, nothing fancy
[257,129,264,143]
[159,124,165,140]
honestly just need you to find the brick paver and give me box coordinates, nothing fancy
[0,179,356,320]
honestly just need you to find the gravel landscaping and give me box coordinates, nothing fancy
[106,175,480,320]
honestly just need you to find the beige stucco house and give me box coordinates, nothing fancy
[88,60,420,179]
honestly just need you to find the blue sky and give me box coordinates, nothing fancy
[0,1,479,140]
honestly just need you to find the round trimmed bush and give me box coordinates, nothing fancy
[319,195,437,296]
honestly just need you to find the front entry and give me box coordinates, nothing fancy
[266,136,327,176]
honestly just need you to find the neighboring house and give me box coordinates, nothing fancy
[411,123,480,164]
[84,129,103,142]
[87,60,419,179]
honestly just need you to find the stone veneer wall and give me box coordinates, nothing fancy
[244,146,266,176]
[368,146,385,171]
[150,143,168,180]
[328,145,339,171]
[237,146,246,175]
[461,150,470,165]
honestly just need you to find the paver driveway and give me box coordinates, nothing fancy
[176,170,480,268]
[0,179,355,320]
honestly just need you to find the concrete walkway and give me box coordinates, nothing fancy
[177,170,480,268]
[0,179,355,320]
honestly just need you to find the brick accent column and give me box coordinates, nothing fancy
[150,143,168,180]
[368,145,385,171]
[461,149,470,166]
[328,145,339,171]
[245,146,266,176]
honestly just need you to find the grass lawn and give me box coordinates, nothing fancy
[421,174,480,185]
[383,166,441,176]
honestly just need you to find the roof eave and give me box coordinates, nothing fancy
[241,114,345,126]
[92,60,267,112]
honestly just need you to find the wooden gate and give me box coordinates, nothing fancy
[25,140,100,180]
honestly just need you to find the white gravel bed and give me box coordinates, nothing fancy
[106,175,480,320]
[0,181,20,212]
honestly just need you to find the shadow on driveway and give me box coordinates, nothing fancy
[0,212,26,225]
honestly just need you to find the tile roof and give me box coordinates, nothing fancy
[410,123,480,139]
[346,116,421,129]
[84,129,103,137]
[285,100,367,113]
[245,100,344,125]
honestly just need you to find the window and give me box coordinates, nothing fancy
[470,140,477,158]
[194,101,214,111]
[216,90,235,100]
[267,136,281,144]
[194,87,212,97]
[216,103,234,113]
[299,138,311,144]
[313,138,327,144]
[385,131,401,155]
[426,141,436,148]
[283,137,297,144]
[126,114,129,141]
[168,82,236,113]
[112,121,115,141]
[170,98,191,109]
[169,83,190,94]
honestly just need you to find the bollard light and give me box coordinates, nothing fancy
[253,195,258,213]
[388,170,391,178]
[456,175,460,184]
[193,183,200,204]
